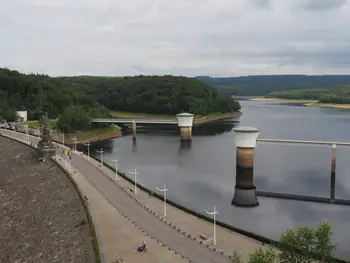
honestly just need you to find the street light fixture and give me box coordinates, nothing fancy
[72,138,78,152]
[204,206,218,246]
[95,148,104,166]
[156,184,168,217]
[128,168,139,196]
[84,141,91,160]
[112,156,119,181]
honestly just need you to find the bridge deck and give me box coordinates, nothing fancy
[92,118,178,124]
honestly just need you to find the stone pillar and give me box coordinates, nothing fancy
[232,127,260,207]
[176,113,194,141]
[330,144,336,202]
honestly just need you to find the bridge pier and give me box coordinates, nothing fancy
[132,120,137,142]
[330,144,336,202]
[232,127,260,207]
[176,113,194,141]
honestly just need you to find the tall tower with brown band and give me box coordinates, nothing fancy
[232,127,260,207]
[176,113,194,141]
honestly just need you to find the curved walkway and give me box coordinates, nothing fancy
[1,129,265,263]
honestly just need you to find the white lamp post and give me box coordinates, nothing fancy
[156,184,168,217]
[204,206,218,246]
[95,148,104,166]
[73,138,78,152]
[128,168,139,196]
[112,156,119,181]
[84,141,91,160]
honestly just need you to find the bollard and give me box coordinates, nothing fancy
[232,127,260,207]
[330,144,336,202]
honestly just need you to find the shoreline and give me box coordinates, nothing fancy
[111,111,241,125]
[249,97,350,109]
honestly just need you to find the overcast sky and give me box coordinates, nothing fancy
[1,0,350,77]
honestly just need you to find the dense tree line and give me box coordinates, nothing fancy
[0,68,240,127]
[197,75,350,96]
[267,86,350,104]
[232,222,337,263]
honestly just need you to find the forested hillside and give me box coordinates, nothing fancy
[0,68,240,122]
[197,75,350,96]
[267,86,350,104]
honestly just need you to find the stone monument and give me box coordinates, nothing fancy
[37,113,56,160]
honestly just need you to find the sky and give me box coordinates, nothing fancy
[1,0,350,77]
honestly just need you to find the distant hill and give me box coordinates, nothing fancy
[196,75,350,96]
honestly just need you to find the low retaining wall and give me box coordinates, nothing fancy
[256,191,350,206]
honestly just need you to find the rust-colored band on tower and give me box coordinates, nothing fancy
[180,127,192,141]
[236,147,254,169]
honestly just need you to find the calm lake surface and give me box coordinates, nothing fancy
[89,100,350,259]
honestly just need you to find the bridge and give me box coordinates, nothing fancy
[91,118,178,125]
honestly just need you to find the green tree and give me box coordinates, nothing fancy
[249,247,278,263]
[56,105,91,133]
[278,222,336,263]
[231,222,337,263]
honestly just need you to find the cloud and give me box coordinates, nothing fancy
[292,0,347,11]
[0,0,350,76]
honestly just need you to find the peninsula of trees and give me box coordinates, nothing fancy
[0,68,240,126]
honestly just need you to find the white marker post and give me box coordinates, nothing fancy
[204,206,218,246]
[128,168,139,196]
[156,185,168,217]
[112,156,119,181]
[95,148,104,167]
[84,141,91,160]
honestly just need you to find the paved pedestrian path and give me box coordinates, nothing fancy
[72,148,265,262]
[54,155,188,263]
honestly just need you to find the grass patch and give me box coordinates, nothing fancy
[194,112,240,124]
[25,119,57,129]
[72,125,120,143]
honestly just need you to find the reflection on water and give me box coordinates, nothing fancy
[83,101,350,260]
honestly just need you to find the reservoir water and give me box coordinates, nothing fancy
[89,100,350,260]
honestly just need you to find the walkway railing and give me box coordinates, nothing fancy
[257,138,350,146]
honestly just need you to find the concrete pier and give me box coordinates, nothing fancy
[331,144,336,202]
[232,127,260,207]
[176,113,194,141]
[132,120,137,141]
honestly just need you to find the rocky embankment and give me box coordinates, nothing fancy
[0,136,95,263]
